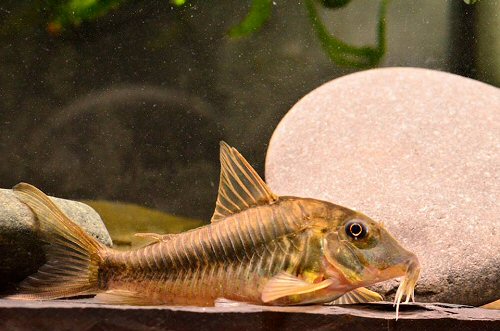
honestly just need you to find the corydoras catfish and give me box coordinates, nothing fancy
[6,142,420,318]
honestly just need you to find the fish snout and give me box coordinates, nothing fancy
[375,249,420,282]
[404,253,421,284]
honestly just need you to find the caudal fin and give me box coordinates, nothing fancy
[6,183,107,300]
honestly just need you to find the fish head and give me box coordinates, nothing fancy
[322,211,420,306]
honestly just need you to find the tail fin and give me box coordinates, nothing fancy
[7,183,107,300]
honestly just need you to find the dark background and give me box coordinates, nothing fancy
[0,0,498,220]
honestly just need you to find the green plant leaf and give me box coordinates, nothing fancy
[229,0,273,38]
[171,0,187,6]
[305,0,389,68]
[320,0,351,9]
[46,0,126,33]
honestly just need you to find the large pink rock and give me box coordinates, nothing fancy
[266,68,500,306]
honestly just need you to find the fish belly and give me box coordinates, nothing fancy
[101,259,274,305]
[99,199,317,305]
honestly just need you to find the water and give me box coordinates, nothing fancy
[0,0,497,221]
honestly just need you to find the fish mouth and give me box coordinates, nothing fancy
[393,255,421,320]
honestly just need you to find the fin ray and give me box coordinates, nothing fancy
[95,289,160,305]
[326,287,383,305]
[134,233,175,242]
[211,142,278,222]
[261,272,334,303]
[5,183,105,300]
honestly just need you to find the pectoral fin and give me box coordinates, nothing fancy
[261,272,334,303]
[326,287,383,305]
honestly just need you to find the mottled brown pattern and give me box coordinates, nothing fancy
[101,198,350,305]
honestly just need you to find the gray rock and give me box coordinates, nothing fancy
[266,67,500,306]
[0,188,112,290]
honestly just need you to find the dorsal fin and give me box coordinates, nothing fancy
[211,142,278,222]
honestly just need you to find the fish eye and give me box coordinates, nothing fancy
[345,221,367,240]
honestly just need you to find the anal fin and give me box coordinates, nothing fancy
[95,289,160,305]
[326,287,383,305]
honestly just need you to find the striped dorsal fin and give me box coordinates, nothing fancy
[211,141,278,223]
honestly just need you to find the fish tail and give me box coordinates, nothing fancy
[6,183,107,300]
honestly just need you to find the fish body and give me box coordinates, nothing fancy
[102,197,353,306]
[6,142,420,317]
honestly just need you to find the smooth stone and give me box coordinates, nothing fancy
[266,67,500,306]
[0,189,112,290]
